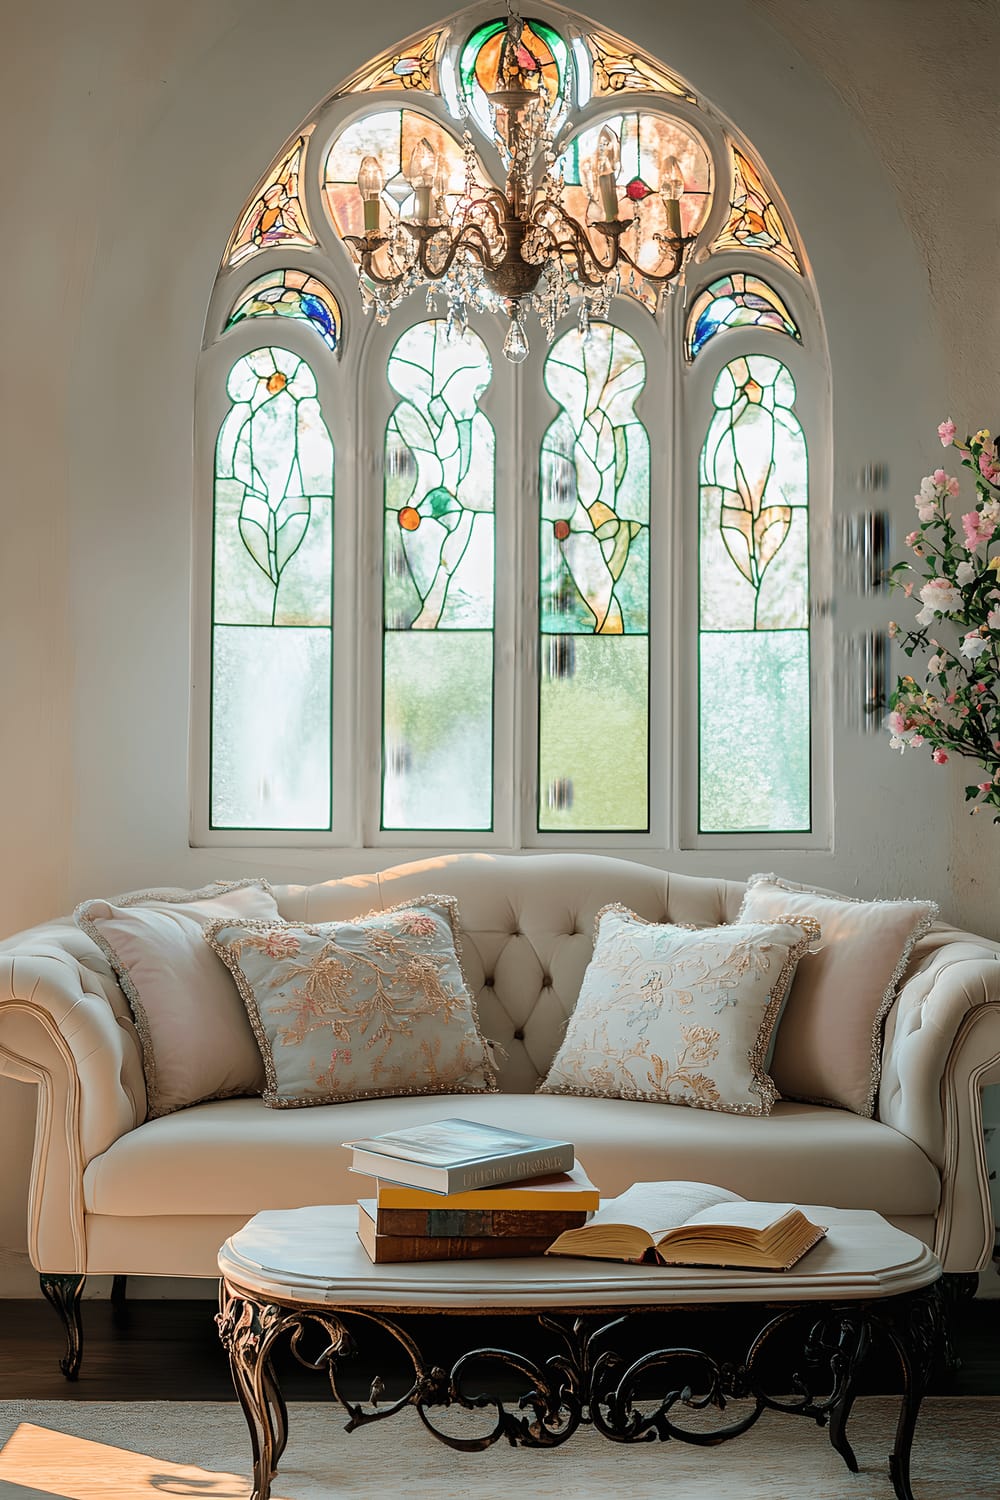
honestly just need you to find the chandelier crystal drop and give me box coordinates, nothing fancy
[344,5,700,359]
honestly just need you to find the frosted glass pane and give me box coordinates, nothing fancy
[539,636,648,832]
[382,633,492,830]
[699,631,809,833]
[212,626,331,829]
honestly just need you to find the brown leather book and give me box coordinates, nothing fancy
[357,1201,557,1263]
[370,1204,590,1238]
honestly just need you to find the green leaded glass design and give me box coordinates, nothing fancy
[382,321,495,831]
[459,17,568,137]
[539,324,649,831]
[698,354,809,832]
[212,347,334,830]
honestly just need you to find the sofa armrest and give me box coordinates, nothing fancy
[0,943,145,1272]
[879,937,1000,1271]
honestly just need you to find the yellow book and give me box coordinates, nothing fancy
[373,1163,600,1212]
[546,1181,826,1272]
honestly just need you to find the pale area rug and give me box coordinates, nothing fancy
[0,1399,996,1499]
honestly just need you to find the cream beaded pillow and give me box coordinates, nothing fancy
[538,905,820,1116]
[205,895,497,1108]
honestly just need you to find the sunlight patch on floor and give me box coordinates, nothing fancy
[0,1422,292,1500]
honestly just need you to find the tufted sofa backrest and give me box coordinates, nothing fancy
[274,853,747,1090]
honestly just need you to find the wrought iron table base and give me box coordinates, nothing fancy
[217,1280,941,1500]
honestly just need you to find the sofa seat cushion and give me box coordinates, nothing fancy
[82,1094,941,1220]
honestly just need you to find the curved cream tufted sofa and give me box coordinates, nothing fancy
[2,852,999,1369]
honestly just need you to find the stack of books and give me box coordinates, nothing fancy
[345,1118,600,1263]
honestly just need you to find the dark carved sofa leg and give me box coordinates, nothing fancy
[937,1271,980,1374]
[39,1273,86,1380]
[111,1274,129,1329]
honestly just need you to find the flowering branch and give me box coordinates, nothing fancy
[886,420,1000,821]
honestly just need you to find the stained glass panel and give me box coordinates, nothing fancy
[710,147,801,273]
[226,271,341,352]
[685,273,800,361]
[698,355,809,832]
[539,325,649,831]
[212,347,334,829]
[323,110,467,241]
[224,132,316,267]
[335,28,440,95]
[558,111,711,305]
[383,322,494,830]
[459,17,568,136]
[585,29,696,101]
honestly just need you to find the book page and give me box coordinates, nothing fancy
[681,1200,798,1234]
[584,1181,744,1238]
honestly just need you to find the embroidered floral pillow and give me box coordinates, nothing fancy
[537,905,820,1116]
[204,895,497,1108]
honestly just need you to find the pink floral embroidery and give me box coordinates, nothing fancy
[394,911,439,937]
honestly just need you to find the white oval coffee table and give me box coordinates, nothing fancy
[217,1203,942,1500]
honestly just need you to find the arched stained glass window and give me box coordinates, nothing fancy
[539,324,649,831]
[224,133,316,267]
[584,29,695,101]
[323,110,466,244]
[698,355,809,832]
[336,28,441,95]
[211,348,334,830]
[226,271,341,352]
[558,111,712,308]
[710,147,801,273]
[685,273,799,361]
[382,321,495,831]
[197,4,827,851]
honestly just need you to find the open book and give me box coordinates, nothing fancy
[545,1181,827,1271]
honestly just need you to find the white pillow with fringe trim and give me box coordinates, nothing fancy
[75,880,277,1117]
[738,874,937,1116]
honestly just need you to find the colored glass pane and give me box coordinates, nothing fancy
[539,325,649,832]
[558,111,711,304]
[224,132,316,267]
[710,147,801,273]
[226,271,341,352]
[698,355,809,833]
[685,273,799,360]
[585,29,695,101]
[323,110,466,241]
[335,28,440,95]
[212,347,334,830]
[383,322,495,831]
[459,17,568,136]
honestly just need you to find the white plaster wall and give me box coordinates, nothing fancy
[0,0,995,1288]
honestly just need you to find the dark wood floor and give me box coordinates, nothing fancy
[2,1294,999,1402]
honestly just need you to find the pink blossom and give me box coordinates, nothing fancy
[962,510,996,550]
[988,607,1000,630]
[932,748,948,764]
[910,734,924,747]
[979,450,1000,484]
[905,530,919,547]
[938,419,957,446]
[886,710,911,735]
[979,782,992,792]
[903,581,914,596]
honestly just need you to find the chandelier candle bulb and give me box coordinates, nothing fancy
[661,155,685,237]
[406,138,438,222]
[596,125,621,221]
[357,156,383,235]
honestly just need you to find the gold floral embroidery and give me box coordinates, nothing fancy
[204,894,497,1107]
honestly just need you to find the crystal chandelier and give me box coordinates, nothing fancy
[344,7,698,361]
